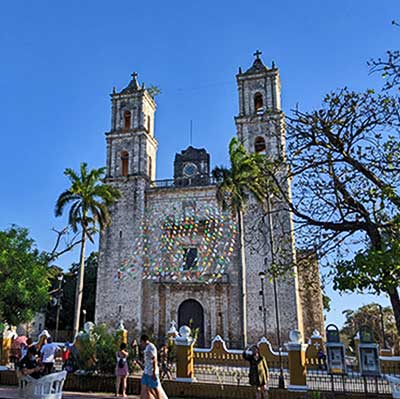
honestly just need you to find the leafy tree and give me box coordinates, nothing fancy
[55,163,120,337]
[261,77,400,333]
[212,138,266,347]
[341,303,399,354]
[0,226,50,326]
[45,251,98,332]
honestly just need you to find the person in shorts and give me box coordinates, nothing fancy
[140,334,168,399]
[115,342,129,397]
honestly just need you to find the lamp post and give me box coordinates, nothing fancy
[266,194,285,389]
[55,275,64,342]
[82,309,87,327]
[258,271,267,337]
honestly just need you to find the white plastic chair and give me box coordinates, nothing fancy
[18,370,67,399]
[386,375,400,399]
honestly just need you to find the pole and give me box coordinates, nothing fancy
[259,270,267,337]
[266,194,285,389]
[55,276,63,341]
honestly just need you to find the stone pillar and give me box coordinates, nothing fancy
[0,327,16,369]
[175,326,195,382]
[287,330,308,392]
[117,320,128,345]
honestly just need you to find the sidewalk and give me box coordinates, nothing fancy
[0,386,140,399]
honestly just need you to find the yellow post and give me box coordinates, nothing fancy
[287,330,308,392]
[175,326,195,382]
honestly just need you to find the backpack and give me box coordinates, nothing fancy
[118,357,125,368]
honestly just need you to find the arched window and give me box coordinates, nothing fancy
[121,151,129,176]
[254,92,263,112]
[254,136,266,153]
[148,155,152,178]
[123,111,131,131]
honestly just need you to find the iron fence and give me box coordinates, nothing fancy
[191,362,398,395]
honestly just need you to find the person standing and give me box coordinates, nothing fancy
[140,334,168,399]
[159,344,172,381]
[243,345,269,399]
[115,342,129,398]
[40,336,60,375]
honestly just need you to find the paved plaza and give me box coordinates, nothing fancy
[0,386,140,399]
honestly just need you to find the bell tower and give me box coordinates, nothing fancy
[95,72,157,333]
[235,52,303,345]
[106,72,157,180]
[235,50,285,160]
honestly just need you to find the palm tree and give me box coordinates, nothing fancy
[55,162,120,338]
[212,138,266,347]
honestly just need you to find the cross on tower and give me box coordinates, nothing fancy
[253,50,262,60]
[131,72,138,79]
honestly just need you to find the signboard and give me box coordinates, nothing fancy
[326,324,346,375]
[326,343,346,375]
[359,345,380,376]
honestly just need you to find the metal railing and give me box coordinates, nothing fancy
[149,175,218,189]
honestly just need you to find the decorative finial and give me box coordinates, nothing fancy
[112,86,116,94]
[253,50,262,60]
[238,66,242,74]
[271,60,276,69]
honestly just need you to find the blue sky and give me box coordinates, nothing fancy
[0,0,397,329]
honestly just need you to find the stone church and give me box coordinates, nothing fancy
[95,53,324,348]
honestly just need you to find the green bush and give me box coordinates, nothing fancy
[72,324,120,374]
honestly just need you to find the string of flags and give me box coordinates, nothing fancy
[114,196,238,284]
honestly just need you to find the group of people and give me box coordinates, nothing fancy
[116,335,269,399]
[18,336,63,379]
[16,332,270,399]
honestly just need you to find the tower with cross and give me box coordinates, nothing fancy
[234,52,304,344]
[96,72,158,332]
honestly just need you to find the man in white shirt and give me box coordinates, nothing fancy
[140,334,168,399]
[40,336,60,375]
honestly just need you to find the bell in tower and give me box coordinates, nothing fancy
[235,51,284,160]
[106,72,157,180]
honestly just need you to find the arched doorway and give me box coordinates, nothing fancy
[178,299,205,347]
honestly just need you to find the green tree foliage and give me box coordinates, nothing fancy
[212,137,266,347]
[71,324,140,374]
[46,251,98,331]
[0,226,50,326]
[340,303,399,353]
[261,56,400,333]
[55,163,120,337]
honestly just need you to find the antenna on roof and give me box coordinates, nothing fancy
[190,120,193,146]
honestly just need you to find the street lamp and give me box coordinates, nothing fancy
[82,309,87,327]
[55,275,64,342]
[258,271,267,337]
[266,194,285,389]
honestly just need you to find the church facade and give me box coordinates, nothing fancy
[95,54,324,348]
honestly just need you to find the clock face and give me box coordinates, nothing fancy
[183,163,198,177]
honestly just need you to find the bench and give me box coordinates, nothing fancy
[18,370,67,399]
[386,375,400,399]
